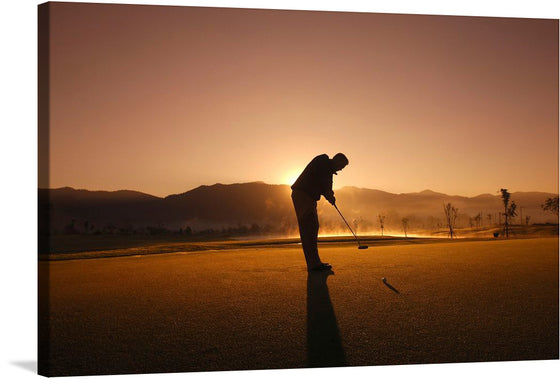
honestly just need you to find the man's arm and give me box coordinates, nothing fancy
[319,158,336,205]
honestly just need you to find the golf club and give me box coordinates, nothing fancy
[333,204,368,249]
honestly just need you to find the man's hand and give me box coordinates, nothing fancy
[327,195,336,206]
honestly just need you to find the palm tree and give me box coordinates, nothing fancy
[500,188,517,238]
[542,196,559,216]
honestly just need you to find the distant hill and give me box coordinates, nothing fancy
[39,183,558,235]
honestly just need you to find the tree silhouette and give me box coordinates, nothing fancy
[473,212,482,229]
[378,215,386,237]
[64,219,78,235]
[443,203,458,239]
[500,188,517,239]
[401,218,409,238]
[353,218,363,234]
[542,196,559,216]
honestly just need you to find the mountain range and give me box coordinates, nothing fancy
[39,182,558,235]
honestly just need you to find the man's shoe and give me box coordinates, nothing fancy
[309,263,332,271]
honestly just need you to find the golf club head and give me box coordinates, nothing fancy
[358,245,369,250]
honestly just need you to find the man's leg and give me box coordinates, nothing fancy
[292,191,322,269]
[299,204,321,268]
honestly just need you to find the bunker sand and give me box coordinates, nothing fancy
[40,238,559,376]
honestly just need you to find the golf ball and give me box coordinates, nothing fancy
[382,277,386,282]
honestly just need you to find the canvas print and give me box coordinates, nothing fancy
[38,2,559,377]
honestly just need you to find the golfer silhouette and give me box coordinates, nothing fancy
[291,153,348,271]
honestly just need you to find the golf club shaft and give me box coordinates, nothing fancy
[334,204,361,245]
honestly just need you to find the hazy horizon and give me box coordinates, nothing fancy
[41,3,559,198]
[41,180,559,199]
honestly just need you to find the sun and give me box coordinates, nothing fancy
[283,169,301,186]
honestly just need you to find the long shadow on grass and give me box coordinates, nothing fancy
[307,270,347,367]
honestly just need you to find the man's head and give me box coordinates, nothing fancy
[331,153,349,172]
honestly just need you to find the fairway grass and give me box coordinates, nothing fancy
[39,237,558,376]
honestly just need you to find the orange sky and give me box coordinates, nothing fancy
[43,2,558,197]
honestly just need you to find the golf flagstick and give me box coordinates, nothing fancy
[333,204,368,250]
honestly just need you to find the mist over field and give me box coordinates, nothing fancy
[39,182,558,242]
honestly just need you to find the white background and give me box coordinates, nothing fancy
[1,1,558,378]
